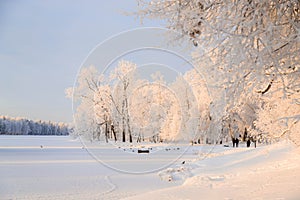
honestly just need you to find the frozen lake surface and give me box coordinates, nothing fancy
[0,136,195,199]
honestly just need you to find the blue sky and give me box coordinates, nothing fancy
[0,1,163,123]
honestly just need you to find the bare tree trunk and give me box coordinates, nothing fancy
[96,124,101,141]
[137,133,141,143]
[111,124,117,142]
[122,129,126,142]
[122,98,126,142]
[127,115,132,143]
[105,121,108,143]
[124,90,132,143]
[152,135,156,143]
[129,131,133,143]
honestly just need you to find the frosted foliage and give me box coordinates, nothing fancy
[69,66,101,140]
[254,96,300,145]
[183,69,211,110]
[245,78,300,144]
[129,83,180,141]
[109,60,137,88]
[94,85,112,124]
[182,70,212,141]
[223,90,259,131]
[0,116,69,135]
[136,0,300,143]
[69,60,211,142]
[137,0,300,92]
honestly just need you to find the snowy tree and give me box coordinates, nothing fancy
[169,74,200,142]
[68,65,102,141]
[94,84,115,142]
[135,0,300,142]
[253,80,300,145]
[148,72,180,142]
[136,0,299,92]
[128,78,167,142]
[0,118,6,134]
[183,69,212,143]
[69,61,139,142]
[68,60,214,143]
[110,60,138,143]
[20,119,31,135]
[0,116,69,135]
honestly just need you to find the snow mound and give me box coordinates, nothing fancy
[158,166,192,182]
[158,160,201,182]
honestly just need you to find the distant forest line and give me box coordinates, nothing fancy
[0,116,70,135]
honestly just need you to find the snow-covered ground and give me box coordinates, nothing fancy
[1,136,300,200]
[124,141,300,200]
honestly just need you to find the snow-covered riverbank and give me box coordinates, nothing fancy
[1,136,299,200]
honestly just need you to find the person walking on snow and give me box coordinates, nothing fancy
[233,122,240,147]
[229,124,236,147]
[235,134,240,147]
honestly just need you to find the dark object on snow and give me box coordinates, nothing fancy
[251,136,257,148]
[244,127,248,142]
[247,139,251,147]
[138,149,150,153]
[232,137,239,147]
[224,144,230,147]
[182,161,185,164]
[235,138,239,147]
[40,145,43,148]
